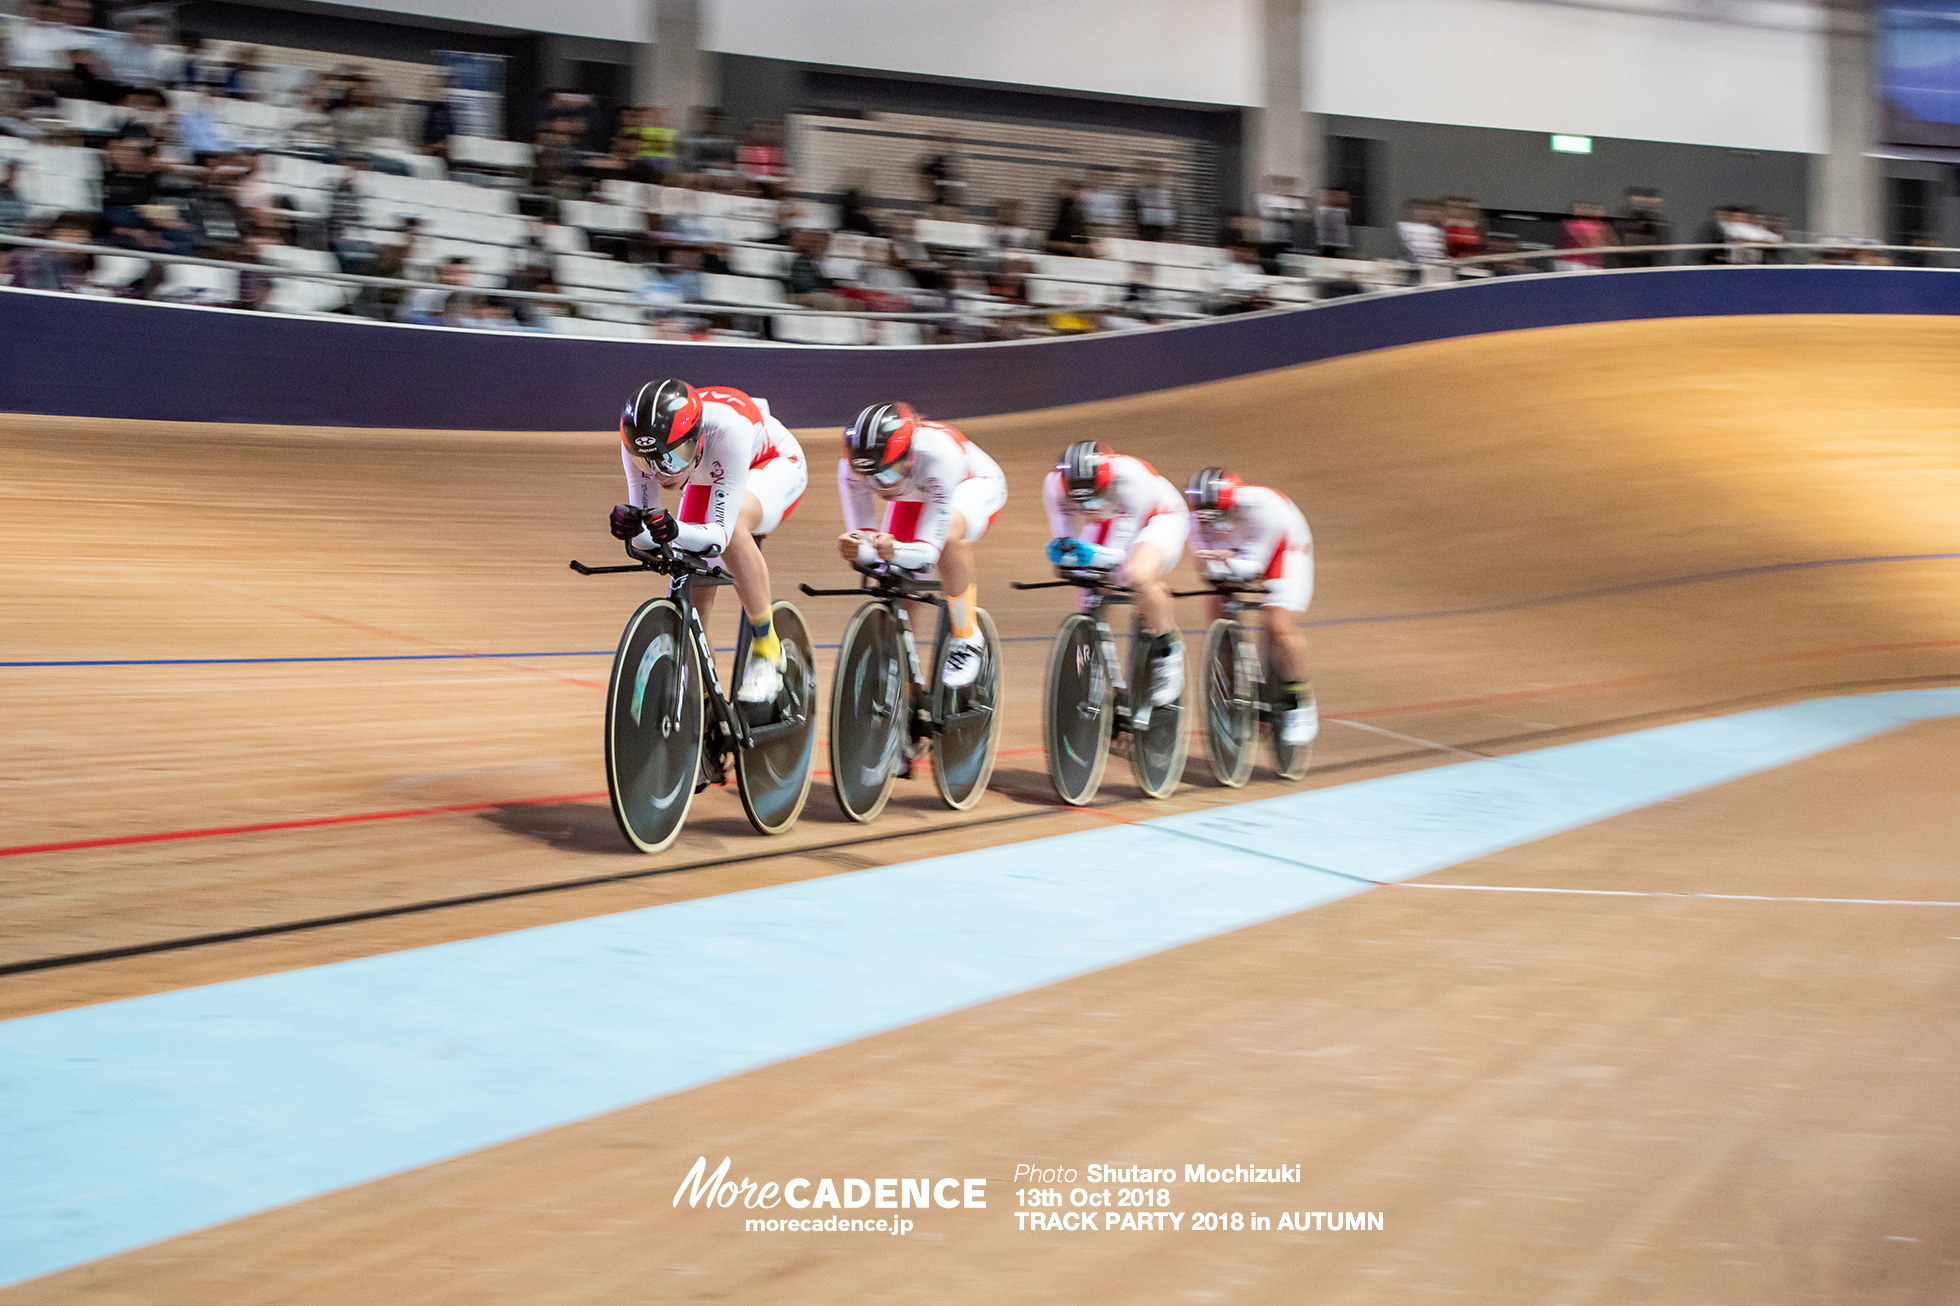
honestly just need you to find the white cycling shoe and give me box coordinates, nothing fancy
[1281,697,1319,746]
[941,635,984,688]
[1149,644,1184,706]
[738,653,785,704]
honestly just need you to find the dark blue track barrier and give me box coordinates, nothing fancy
[5,266,1958,430]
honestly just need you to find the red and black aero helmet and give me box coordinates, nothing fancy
[622,379,703,473]
[845,401,917,483]
[1058,440,1114,504]
[1184,466,1241,515]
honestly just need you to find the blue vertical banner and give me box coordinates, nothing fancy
[1881,2,1960,147]
[435,50,506,140]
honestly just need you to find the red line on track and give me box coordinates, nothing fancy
[8,639,1953,860]
[0,792,610,858]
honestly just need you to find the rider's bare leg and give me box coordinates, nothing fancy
[1121,542,1175,636]
[1261,605,1309,684]
[691,492,770,677]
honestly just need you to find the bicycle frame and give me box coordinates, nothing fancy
[799,560,959,737]
[1013,567,1147,733]
[1175,578,1271,721]
[572,542,803,757]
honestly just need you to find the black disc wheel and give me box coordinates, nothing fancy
[1201,618,1256,788]
[1127,620,1190,799]
[931,608,1002,811]
[735,601,819,835]
[1265,633,1314,781]
[1044,612,1112,806]
[828,601,908,823]
[605,598,705,854]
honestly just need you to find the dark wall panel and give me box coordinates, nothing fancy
[5,268,1957,432]
[1323,115,1812,259]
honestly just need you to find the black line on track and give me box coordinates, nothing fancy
[4,671,1953,981]
[0,807,1057,978]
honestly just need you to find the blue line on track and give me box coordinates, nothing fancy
[3,552,1952,670]
[3,686,1957,1288]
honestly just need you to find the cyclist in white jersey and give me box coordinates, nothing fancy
[609,379,809,703]
[1184,466,1318,745]
[1042,440,1190,705]
[836,403,1009,687]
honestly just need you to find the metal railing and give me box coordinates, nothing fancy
[1444,241,1960,272]
[7,232,1954,345]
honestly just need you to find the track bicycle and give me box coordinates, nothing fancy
[799,560,1003,821]
[570,541,817,853]
[1180,577,1313,786]
[1013,567,1190,806]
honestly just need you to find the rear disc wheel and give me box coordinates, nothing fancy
[828,602,907,823]
[931,608,1002,810]
[1128,621,1190,799]
[1044,613,1111,806]
[735,601,818,835]
[1201,618,1256,788]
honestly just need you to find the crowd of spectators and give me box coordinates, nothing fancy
[1,2,1923,343]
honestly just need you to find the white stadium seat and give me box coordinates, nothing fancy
[772,314,870,345]
[158,263,239,304]
[448,136,533,170]
[699,273,786,308]
[914,219,991,251]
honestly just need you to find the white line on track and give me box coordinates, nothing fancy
[1394,882,1960,907]
[1329,717,1489,758]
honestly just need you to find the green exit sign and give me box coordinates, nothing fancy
[1551,134,1593,154]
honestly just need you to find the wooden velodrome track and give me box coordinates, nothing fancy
[2,314,1958,1302]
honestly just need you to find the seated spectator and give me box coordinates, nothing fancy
[1397,199,1446,266]
[629,106,678,176]
[541,88,603,151]
[410,72,453,159]
[396,254,472,324]
[737,118,785,184]
[1044,179,1091,255]
[1081,165,1125,237]
[1442,196,1483,260]
[989,198,1036,252]
[1133,163,1176,242]
[666,243,706,304]
[684,106,737,176]
[331,76,391,159]
[1555,201,1613,270]
[917,131,964,215]
[176,32,229,94]
[835,168,880,237]
[1214,242,1270,311]
[592,127,659,185]
[101,137,195,256]
[5,2,79,98]
[4,211,96,291]
[112,87,172,143]
[1698,204,1739,264]
[0,162,28,233]
[1482,231,1529,276]
[1315,187,1352,258]
[1616,187,1672,267]
[175,85,241,157]
[783,227,853,310]
[849,238,918,313]
[1254,175,1303,266]
[225,46,271,101]
[108,15,180,89]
